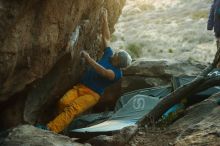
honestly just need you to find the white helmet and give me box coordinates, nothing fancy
[117,50,132,68]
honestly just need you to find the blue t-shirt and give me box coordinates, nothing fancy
[81,47,122,95]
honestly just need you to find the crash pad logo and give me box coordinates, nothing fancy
[133,97,145,110]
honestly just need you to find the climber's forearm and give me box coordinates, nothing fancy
[87,57,105,75]
[102,10,111,47]
[86,56,115,80]
[102,16,110,40]
[103,35,110,48]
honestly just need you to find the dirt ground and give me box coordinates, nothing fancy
[128,127,178,146]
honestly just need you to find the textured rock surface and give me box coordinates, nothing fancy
[128,94,220,146]
[87,125,138,146]
[173,94,220,145]
[0,0,125,128]
[0,125,89,146]
[122,58,206,93]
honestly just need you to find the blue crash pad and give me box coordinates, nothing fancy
[71,94,160,134]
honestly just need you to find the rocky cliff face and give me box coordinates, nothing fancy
[0,0,125,129]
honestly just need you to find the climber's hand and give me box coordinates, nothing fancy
[101,8,108,22]
[80,50,90,60]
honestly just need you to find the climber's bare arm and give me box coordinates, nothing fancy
[81,50,115,80]
[102,9,111,48]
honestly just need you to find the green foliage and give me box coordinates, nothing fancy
[191,10,208,20]
[188,56,197,62]
[121,36,125,41]
[138,3,155,11]
[168,48,173,53]
[111,35,125,42]
[111,34,117,42]
[119,45,123,49]
[126,43,143,58]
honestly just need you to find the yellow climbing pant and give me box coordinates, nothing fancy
[47,84,100,133]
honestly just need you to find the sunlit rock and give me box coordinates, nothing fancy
[0,0,125,129]
[0,125,89,146]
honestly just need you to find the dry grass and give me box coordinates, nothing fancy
[111,0,216,64]
[126,42,143,58]
[191,10,209,20]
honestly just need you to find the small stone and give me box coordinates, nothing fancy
[138,131,145,135]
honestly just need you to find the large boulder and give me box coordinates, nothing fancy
[87,125,138,146]
[172,94,220,145]
[0,0,125,128]
[122,58,206,93]
[0,125,89,146]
